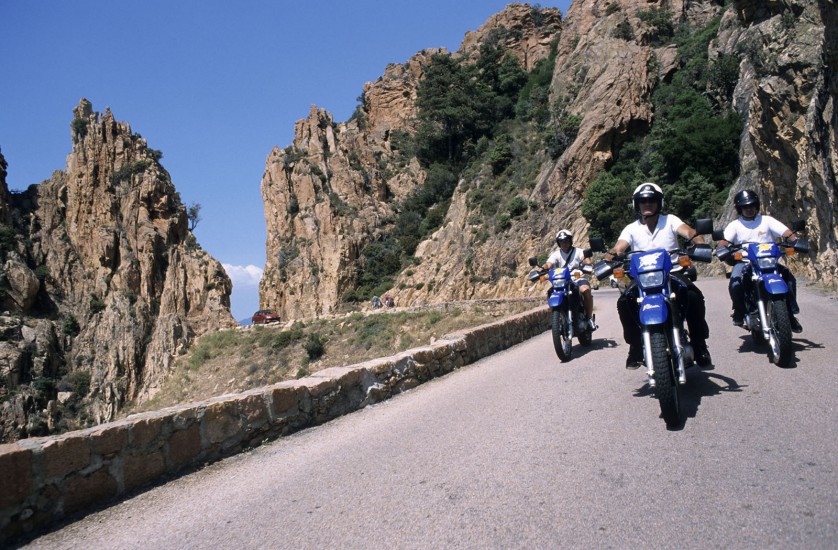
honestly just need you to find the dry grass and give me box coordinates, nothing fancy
[121,300,540,416]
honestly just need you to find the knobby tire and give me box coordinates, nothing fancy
[552,309,572,362]
[769,295,793,368]
[650,327,681,426]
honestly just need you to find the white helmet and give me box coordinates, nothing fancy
[632,182,664,213]
[555,229,573,245]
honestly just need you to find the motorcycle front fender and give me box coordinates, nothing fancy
[762,273,788,295]
[638,293,669,325]
[548,291,564,308]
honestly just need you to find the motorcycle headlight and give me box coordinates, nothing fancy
[552,277,567,289]
[757,257,778,270]
[637,270,665,288]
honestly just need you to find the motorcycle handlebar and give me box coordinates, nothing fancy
[593,245,712,281]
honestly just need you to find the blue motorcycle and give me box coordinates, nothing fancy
[714,226,808,368]
[591,223,713,426]
[528,251,595,362]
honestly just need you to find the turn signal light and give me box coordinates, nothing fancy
[733,251,743,261]
[678,255,692,267]
[613,267,625,278]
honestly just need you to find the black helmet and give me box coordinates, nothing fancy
[734,189,760,215]
[555,229,573,246]
[632,182,664,214]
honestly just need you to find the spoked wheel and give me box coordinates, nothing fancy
[768,296,793,368]
[551,309,572,362]
[650,327,681,426]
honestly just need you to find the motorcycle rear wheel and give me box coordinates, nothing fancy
[650,327,681,426]
[551,309,572,362]
[768,296,793,368]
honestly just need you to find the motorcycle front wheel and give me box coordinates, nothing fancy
[768,296,793,368]
[650,327,681,426]
[551,309,572,362]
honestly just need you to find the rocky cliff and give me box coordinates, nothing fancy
[260,0,836,320]
[260,3,564,317]
[716,0,837,280]
[0,100,235,442]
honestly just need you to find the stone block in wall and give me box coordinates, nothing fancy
[300,376,338,399]
[364,358,397,385]
[410,346,436,365]
[41,436,91,480]
[129,416,164,449]
[232,391,269,431]
[123,450,166,493]
[311,366,374,418]
[395,377,421,392]
[201,400,244,448]
[270,384,303,418]
[90,422,129,457]
[62,468,118,516]
[167,423,201,472]
[0,444,32,510]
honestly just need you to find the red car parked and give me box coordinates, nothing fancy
[251,309,280,325]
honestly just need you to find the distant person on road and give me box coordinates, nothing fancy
[384,294,394,308]
[542,229,596,331]
[372,295,382,309]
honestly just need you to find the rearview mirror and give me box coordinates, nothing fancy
[583,248,593,259]
[528,256,538,267]
[694,218,714,236]
[792,220,806,232]
[589,237,606,252]
[712,230,726,242]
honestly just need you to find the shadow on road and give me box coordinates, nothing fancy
[736,335,823,369]
[570,337,619,360]
[632,368,744,431]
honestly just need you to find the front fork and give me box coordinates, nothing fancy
[641,327,689,388]
[755,294,782,360]
[562,288,576,340]
[750,278,779,355]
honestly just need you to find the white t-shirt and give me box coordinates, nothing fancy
[547,246,586,270]
[617,214,685,252]
[723,215,789,244]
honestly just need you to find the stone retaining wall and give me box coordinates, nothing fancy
[0,306,549,543]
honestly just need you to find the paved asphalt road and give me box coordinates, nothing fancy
[20,277,838,549]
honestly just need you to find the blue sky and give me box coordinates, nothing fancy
[0,1,570,321]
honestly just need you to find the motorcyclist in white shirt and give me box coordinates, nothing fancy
[543,229,596,330]
[604,183,712,370]
[715,189,802,332]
